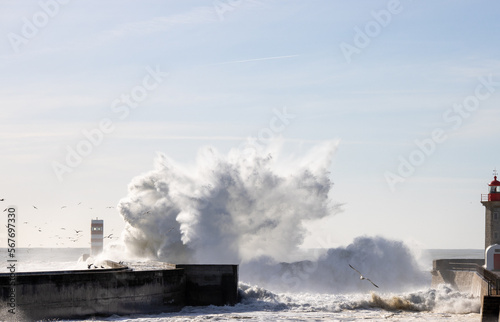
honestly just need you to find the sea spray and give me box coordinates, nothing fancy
[117,141,339,264]
[115,141,432,294]
[240,236,429,293]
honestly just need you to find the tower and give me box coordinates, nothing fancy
[482,172,500,250]
[91,218,104,256]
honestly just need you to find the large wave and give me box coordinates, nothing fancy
[114,141,430,294]
[240,235,429,293]
[117,141,339,264]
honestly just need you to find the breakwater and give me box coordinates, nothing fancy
[0,261,238,320]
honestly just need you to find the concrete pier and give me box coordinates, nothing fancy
[0,262,238,320]
[430,259,500,322]
[177,264,238,306]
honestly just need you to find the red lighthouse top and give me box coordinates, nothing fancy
[484,172,500,201]
[490,176,500,187]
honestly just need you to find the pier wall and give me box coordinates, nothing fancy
[431,259,487,297]
[0,264,238,320]
[177,264,238,306]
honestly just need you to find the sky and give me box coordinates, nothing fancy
[1,0,500,251]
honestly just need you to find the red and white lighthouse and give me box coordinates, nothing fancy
[482,172,500,270]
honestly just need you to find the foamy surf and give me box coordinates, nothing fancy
[79,283,480,322]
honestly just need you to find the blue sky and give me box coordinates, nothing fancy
[1,0,500,250]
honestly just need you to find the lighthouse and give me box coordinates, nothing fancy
[482,171,500,270]
[482,172,500,250]
[91,218,104,256]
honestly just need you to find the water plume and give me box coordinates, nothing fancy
[117,140,340,264]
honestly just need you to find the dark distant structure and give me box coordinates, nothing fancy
[91,218,103,256]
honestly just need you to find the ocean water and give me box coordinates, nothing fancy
[0,247,484,322]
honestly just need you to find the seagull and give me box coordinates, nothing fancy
[106,206,114,209]
[0,198,4,201]
[104,234,113,239]
[33,205,38,209]
[349,264,379,288]
[61,206,67,209]
[75,230,82,234]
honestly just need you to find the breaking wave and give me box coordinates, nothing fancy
[110,141,469,298]
[240,235,429,293]
[116,141,339,264]
[238,283,481,314]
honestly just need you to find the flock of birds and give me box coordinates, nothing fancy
[1,198,118,247]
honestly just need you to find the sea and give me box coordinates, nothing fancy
[0,247,485,322]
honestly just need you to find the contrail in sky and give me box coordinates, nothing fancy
[208,54,300,66]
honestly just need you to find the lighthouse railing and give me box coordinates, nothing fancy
[482,194,490,202]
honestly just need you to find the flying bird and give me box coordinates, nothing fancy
[104,234,113,239]
[349,264,379,288]
[74,230,82,234]
[0,198,4,201]
[33,206,38,209]
[61,206,67,209]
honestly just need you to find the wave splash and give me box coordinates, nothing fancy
[238,283,481,314]
[117,141,339,264]
[241,235,429,293]
[112,141,474,303]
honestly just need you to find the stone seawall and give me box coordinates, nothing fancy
[431,259,488,297]
[0,263,238,320]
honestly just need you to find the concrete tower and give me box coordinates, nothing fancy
[482,172,500,250]
[91,218,104,256]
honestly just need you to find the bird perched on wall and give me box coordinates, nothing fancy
[349,264,379,288]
